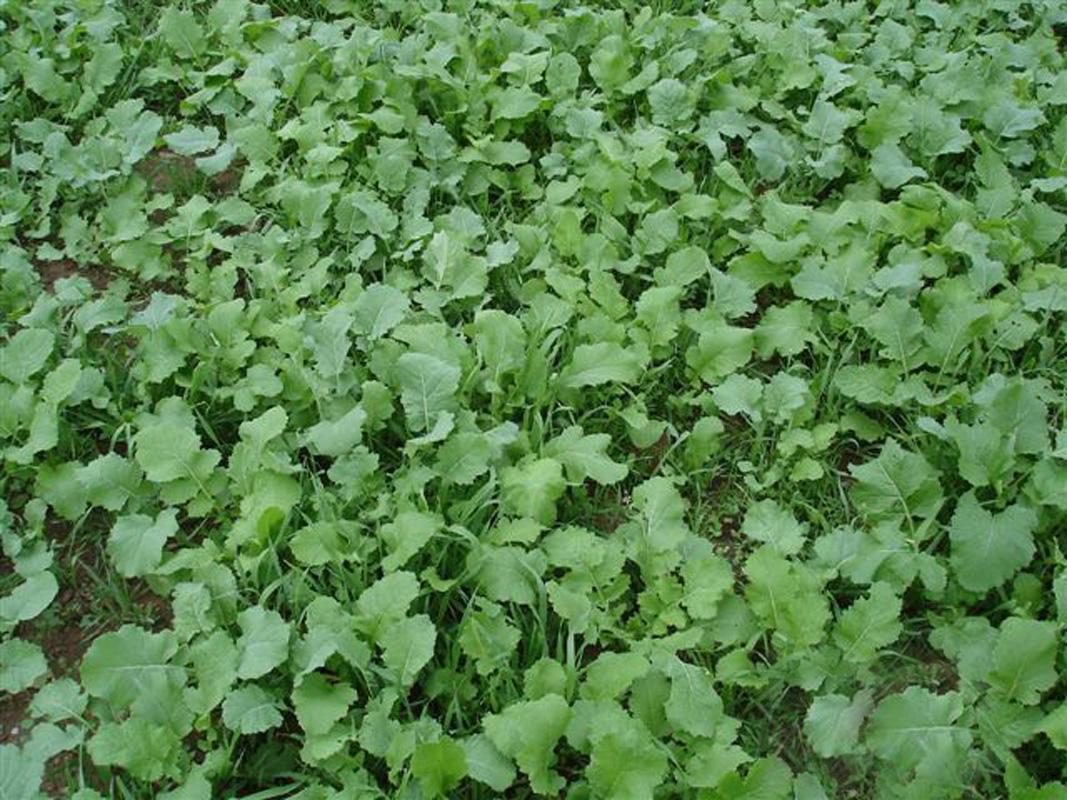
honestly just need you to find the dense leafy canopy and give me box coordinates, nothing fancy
[2,0,1067,797]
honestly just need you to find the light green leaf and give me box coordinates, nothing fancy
[0,329,54,384]
[804,691,873,757]
[500,458,567,525]
[397,353,461,433]
[413,737,468,796]
[544,426,628,485]
[107,508,179,577]
[866,687,971,771]
[0,638,47,693]
[484,694,571,795]
[832,582,902,663]
[163,125,219,156]
[236,606,291,680]
[559,343,643,389]
[741,499,807,556]
[292,673,358,737]
[949,493,1036,593]
[222,685,283,734]
[988,618,1059,705]
[380,614,436,687]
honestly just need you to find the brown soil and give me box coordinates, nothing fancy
[0,691,31,746]
[138,147,241,196]
[35,258,111,293]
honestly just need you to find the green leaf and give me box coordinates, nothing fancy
[754,301,815,358]
[107,508,179,577]
[849,439,942,523]
[664,660,723,739]
[163,125,219,156]
[632,477,689,553]
[544,425,627,485]
[988,618,1059,705]
[648,78,694,126]
[236,606,291,680]
[380,510,440,571]
[380,614,436,687]
[832,582,902,663]
[292,673,358,736]
[484,694,571,795]
[29,678,87,722]
[586,714,669,800]
[949,493,1037,593]
[76,454,144,512]
[135,423,220,485]
[0,638,47,693]
[493,86,543,120]
[304,405,366,458]
[0,572,59,627]
[88,718,180,782]
[80,626,183,713]
[462,734,516,792]
[459,602,521,676]
[744,547,829,650]
[741,499,807,556]
[558,343,643,389]
[0,743,44,800]
[353,284,409,340]
[686,324,753,382]
[866,687,971,772]
[870,142,927,188]
[0,329,54,384]
[804,691,873,757]
[413,738,469,796]
[713,756,793,800]
[397,353,461,433]
[159,7,207,59]
[500,458,567,525]
[748,126,794,182]
[222,685,283,734]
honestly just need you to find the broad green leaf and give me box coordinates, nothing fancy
[686,324,753,382]
[163,125,219,156]
[159,7,206,59]
[632,477,689,553]
[381,510,440,571]
[107,508,179,577]
[544,426,627,485]
[222,685,283,734]
[988,618,1059,705]
[832,582,902,663]
[292,673,358,736]
[353,284,409,340]
[380,614,436,687]
[0,638,47,693]
[81,626,184,718]
[866,688,971,771]
[413,737,468,796]
[849,440,942,524]
[236,606,291,680]
[744,547,829,650]
[397,353,461,433]
[484,694,571,795]
[741,499,807,556]
[804,691,873,757]
[500,458,567,525]
[0,572,59,627]
[0,329,54,384]
[558,343,643,389]
[949,493,1036,593]
[88,718,180,782]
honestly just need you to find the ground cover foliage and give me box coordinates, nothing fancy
[2,0,1067,797]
